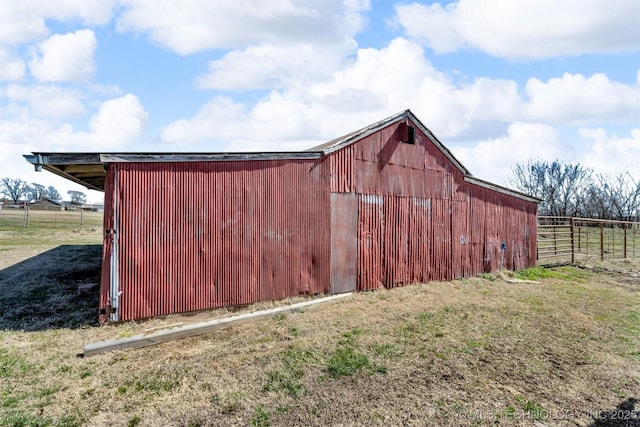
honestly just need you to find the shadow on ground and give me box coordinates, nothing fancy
[0,244,102,331]
[590,398,640,427]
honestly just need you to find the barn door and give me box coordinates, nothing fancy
[330,193,358,293]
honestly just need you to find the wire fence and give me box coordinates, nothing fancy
[0,207,103,230]
[538,216,640,265]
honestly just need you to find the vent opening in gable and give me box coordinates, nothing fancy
[403,126,415,145]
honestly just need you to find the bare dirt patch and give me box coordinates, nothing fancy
[0,231,638,426]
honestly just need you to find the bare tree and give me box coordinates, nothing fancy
[511,160,640,221]
[509,159,592,217]
[45,185,62,202]
[67,190,86,205]
[0,177,27,204]
[28,183,46,202]
[588,173,640,221]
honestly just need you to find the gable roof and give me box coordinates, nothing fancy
[23,109,539,203]
[307,109,471,176]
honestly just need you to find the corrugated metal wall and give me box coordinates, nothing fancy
[99,117,537,322]
[333,120,537,292]
[100,160,331,322]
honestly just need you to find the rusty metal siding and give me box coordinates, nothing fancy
[102,159,331,322]
[330,193,358,293]
[97,116,537,322]
[356,195,433,290]
[466,183,538,272]
[357,194,384,291]
[408,197,431,283]
[430,198,452,281]
[329,144,354,193]
[452,200,471,278]
[330,119,538,291]
[348,122,454,199]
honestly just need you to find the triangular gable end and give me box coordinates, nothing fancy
[308,109,540,204]
[307,109,471,177]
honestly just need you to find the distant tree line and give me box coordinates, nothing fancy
[509,160,640,222]
[0,177,86,205]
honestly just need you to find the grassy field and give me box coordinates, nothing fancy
[1,228,639,426]
[0,209,103,232]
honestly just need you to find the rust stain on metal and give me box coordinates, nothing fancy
[97,113,538,323]
[101,160,331,322]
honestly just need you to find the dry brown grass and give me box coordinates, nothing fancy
[1,232,639,426]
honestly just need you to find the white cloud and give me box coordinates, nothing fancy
[452,125,640,185]
[394,0,640,59]
[450,122,566,184]
[0,93,145,202]
[161,96,246,145]
[162,38,524,147]
[0,94,148,153]
[197,41,355,91]
[524,72,640,124]
[579,128,640,179]
[116,0,369,54]
[0,48,25,81]
[29,29,97,82]
[194,36,640,142]
[0,0,114,45]
[2,84,85,118]
[161,35,640,174]
[85,94,148,149]
[392,2,464,53]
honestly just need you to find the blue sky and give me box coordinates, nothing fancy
[0,0,639,203]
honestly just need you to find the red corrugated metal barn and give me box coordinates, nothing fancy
[25,110,539,323]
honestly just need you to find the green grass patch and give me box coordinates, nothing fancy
[119,370,181,398]
[0,410,49,427]
[0,348,36,379]
[127,415,142,427]
[326,346,371,378]
[478,273,496,281]
[0,387,25,409]
[515,266,589,282]
[250,404,270,427]
[522,399,547,421]
[263,347,316,397]
[0,410,82,427]
[264,370,305,397]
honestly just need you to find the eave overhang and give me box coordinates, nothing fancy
[23,151,324,192]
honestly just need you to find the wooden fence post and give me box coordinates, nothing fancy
[600,222,604,261]
[570,217,575,264]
